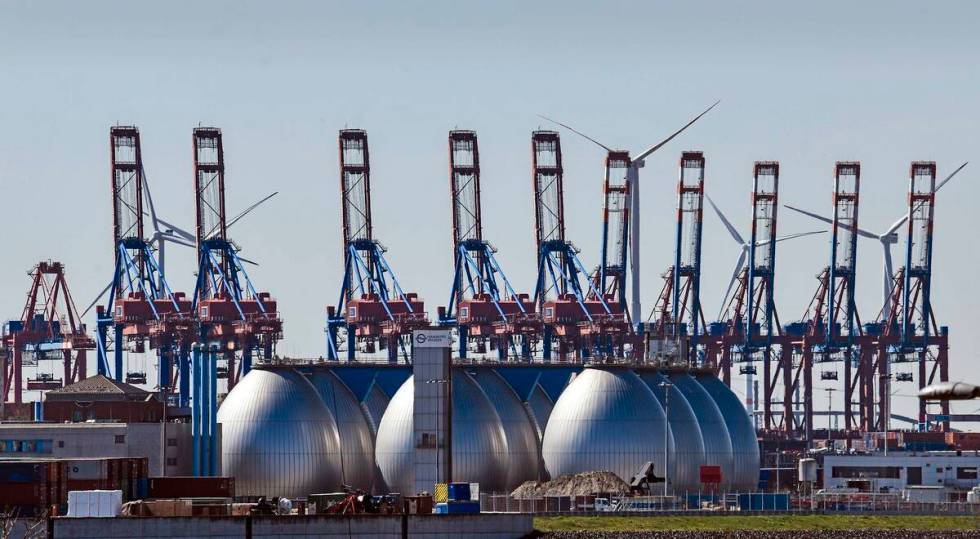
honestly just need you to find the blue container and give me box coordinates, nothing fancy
[447,482,471,501]
[707,322,727,337]
[738,493,789,511]
[0,463,44,483]
[435,501,480,515]
[783,322,807,337]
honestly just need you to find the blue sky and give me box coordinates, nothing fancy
[1,1,978,420]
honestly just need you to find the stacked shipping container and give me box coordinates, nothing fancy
[0,457,148,516]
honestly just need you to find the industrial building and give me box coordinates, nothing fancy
[0,375,204,476]
[822,452,980,494]
[0,421,196,477]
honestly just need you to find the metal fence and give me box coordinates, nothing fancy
[479,491,980,516]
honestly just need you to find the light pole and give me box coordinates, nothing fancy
[880,373,892,457]
[663,380,670,498]
[824,388,836,449]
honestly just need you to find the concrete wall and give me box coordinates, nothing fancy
[52,514,534,539]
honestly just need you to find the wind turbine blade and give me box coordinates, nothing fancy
[884,215,908,236]
[770,230,826,244]
[538,114,612,152]
[81,281,113,318]
[882,163,967,236]
[784,205,834,226]
[157,218,196,243]
[160,233,197,250]
[632,100,720,162]
[536,115,612,152]
[718,250,747,321]
[785,205,878,239]
[706,195,745,245]
[141,167,162,234]
[936,161,968,192]
[227,191,279,229]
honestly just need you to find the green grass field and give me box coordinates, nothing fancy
[535,515,980,532]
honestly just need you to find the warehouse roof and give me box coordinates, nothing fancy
[45,375,152,401]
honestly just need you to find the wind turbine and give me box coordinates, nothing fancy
[539,100,720,321]
[706,195,825,320]
[81,183,278,317]
[785,162,967,313]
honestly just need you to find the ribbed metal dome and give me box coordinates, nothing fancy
[374,371,509,495]
[470,369,543,487]
[542,367,674,483]
[218,368,343,498]
[697,374,760,491]
[308,371,376,491]
[638,371,705,493]
[525,383,554,443]
[670,372,735,490]
[361,381,390,437]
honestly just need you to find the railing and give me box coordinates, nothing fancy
[477,491,980,515]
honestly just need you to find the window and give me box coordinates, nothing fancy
[907,467,922,486]
[460,307,468,318]
[0,439,53,454]
[58,440,64,448]
[419,433,437,449]
[166,438,178,447]
[831,466,901,479]
[957,467,978,480]
[166,458,178,466]
[114,435,126,444]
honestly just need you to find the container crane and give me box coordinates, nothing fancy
[531,131,625,360]
[95,126,194,398]
[647,152,707,364]
[782,162,867,440]
[894,162,949,428]
[326,130,428,363]
[437,130,539,360]
[191,127,282,389]
[2,262,95,403]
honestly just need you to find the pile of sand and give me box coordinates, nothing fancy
[511,471,630,498]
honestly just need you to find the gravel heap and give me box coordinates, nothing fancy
[511,471,631,498]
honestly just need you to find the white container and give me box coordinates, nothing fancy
[67,490,123,517]
[798,458,818,482]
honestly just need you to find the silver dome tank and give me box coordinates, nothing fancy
[374,371,509,495]
[697,374,760,491]
[525,383,554,443]
[218,368,343,498]
[638,370,705,493]
[308,371,376,491]
[542,367,674,484]
[670,372,735,490]
[469,369,544,487]
[361,381,391,437]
